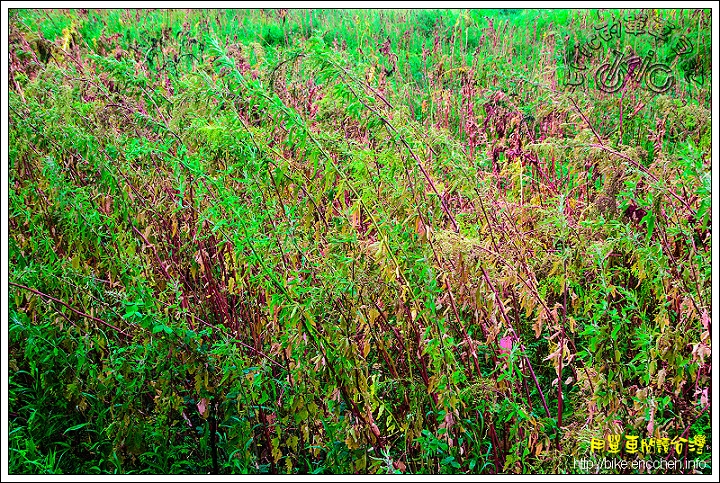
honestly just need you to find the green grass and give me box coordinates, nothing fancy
[8,8,711,475]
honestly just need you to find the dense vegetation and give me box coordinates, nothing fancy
[8,8,711,474]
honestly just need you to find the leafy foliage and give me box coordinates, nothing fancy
[8,8,711,475]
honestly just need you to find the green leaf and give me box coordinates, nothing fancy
[63,423,90,434]
[641,212,655,240]
[441,456,456,467]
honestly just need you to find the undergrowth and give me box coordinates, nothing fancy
[8,8,711,475]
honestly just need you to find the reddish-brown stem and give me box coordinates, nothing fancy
[486,412,504,473]
[588,143,693,213]
[479,267,552,419]
[10,281,132,338]
[570,95,604,146]
[333,68,459,233]
[555,258,568,451]
[184,298,283,371]
[445,276,482,378]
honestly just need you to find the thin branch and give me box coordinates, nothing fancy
[9,282,132,338]
[569,96,604,146]
[479,267,552,419]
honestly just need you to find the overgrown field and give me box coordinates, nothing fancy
[8,8,712,474]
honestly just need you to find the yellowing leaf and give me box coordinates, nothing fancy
[303,310,316,327]
[368,308,379,326]
[345,428,359,450]
[657,369,666,387]
[287,435,299,451]
[271,437,282,462]
[533,311,546,338]
[535,442,543,456]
